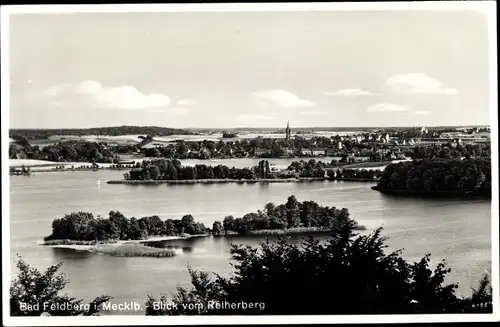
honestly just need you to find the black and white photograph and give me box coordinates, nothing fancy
[2,2,498,325]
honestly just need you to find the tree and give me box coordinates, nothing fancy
[212,221,223,236]
[148,165,160,180]
[265,160,270,178]
[10,256,111,316]
[145,226,470,315]
[223,216,235,233]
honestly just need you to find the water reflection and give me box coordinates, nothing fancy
[51,247,93,260]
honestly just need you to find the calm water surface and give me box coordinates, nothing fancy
[9,168,491,315]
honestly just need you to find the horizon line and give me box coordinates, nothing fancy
[8,124,491,131]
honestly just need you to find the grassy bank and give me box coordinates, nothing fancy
[219,225,367,236]
[91,243,176,257]
[41,240,176,257]
[41,239,117,246]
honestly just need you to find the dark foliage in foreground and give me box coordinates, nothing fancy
[376,158,491,197]
[146,224,493,315]
[44,211,209,242]
[10,256,111,316]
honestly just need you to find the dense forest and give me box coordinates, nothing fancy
[375,158,491,197]
[44,211,209,242]
[410,143,491,159]
[10,140,120,163]
[9,126,193,140]
[212,196,361,235]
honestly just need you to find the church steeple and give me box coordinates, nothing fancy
[285,120,291,140]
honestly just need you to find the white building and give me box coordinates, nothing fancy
[299,148,310,156]
[311,148,326,156]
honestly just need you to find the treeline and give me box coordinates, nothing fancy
[10,140,120,163]
[44,211,209,242]
[222,131,238,138]
[328,168,382,181]
[212,195,361,235]
[287,159,329,177]
[9,126,193,140]
[410,143,490,159]
[376,158,491,197]
[124,159,258,181]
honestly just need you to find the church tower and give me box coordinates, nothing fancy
[285,121,291,140]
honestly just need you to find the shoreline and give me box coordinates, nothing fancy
[107,177,379,185]
[219,225,367,236]
[371,185,491,199]
[40,227,368,251]
[38,234,210,256]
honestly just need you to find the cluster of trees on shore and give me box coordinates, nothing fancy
[44,211,209,242]
[222,131,238,138]
[376,158,491,197]
[410,143,491,159]
[287,159,328,177]
[124,159,388,182]
[328,168,382,180]
[9,140,120,163]
[124,159,259,181]
[9,126,193,140]
[212,196,360,235]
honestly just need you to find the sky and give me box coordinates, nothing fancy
[7,9,493,129]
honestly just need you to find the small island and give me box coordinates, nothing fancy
[372,158,491,198]
[42,211,210,257]
[108,159,384,184]
[41,196,365,256]
[212,195,365,236]
[212,195,366,236]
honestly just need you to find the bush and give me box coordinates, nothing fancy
[10,256,111,316]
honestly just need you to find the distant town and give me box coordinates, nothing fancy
[9,123,491,173]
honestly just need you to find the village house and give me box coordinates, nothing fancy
[300,148,312,156]
[254,147,269,156]
[311,148,326,156]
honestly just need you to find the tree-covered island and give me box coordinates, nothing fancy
[41,196,364,253]
[373,158,491,198]
[116,158,383,184]
[212,195,364,236]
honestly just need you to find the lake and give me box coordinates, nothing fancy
[9,169,491,315]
